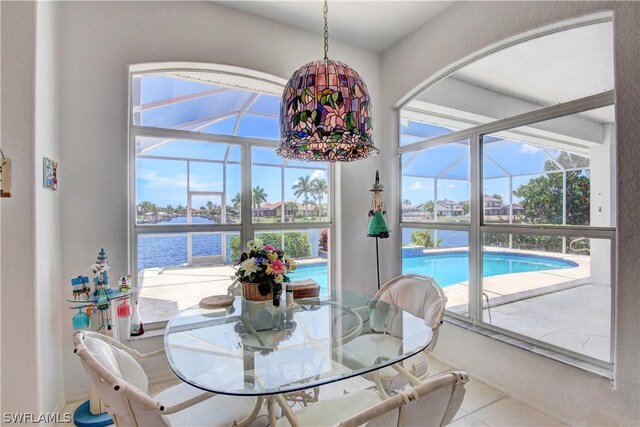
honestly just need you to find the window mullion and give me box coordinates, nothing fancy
[242,144,254,246]
[469,133,483,322]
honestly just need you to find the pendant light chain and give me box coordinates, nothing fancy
[323,0,329,60]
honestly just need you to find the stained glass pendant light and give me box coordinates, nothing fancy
[277,0,378,162]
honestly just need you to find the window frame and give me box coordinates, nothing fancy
[397,90,616,370]
[128,66,335,330]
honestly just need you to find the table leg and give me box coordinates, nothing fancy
[275,394,300,427]
[232,396,264,427]
[372,370,390,400]
[391,363,422,386]
[267,397,277,426]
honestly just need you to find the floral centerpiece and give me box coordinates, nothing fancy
[235,240,297,305]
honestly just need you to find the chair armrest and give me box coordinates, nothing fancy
[159,391,217,415]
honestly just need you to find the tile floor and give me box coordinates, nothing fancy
[60,357,566,426]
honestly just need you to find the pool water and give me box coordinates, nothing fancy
[402,251,578,287]
[289,265,329,290]
[289,251,578,290]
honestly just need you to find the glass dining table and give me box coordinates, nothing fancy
[164,290,433,426]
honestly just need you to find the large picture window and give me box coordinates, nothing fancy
[398,21,615,369]
[130,67,333,325]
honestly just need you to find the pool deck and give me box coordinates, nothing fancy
[137,248,610,362]
[428,247,610,362]
[138,257,327,324]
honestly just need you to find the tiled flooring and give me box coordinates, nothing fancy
[61,357,565,426]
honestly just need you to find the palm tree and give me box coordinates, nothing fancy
[176,204,184,215]
[311,178,328,220]
[253,186,268,222]
[292,176,313,220]
[231,192,241,209]
[166,204,174,214]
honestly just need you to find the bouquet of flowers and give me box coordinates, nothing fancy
[235,240,297,299]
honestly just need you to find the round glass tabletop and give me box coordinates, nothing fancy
[164,290,433,396]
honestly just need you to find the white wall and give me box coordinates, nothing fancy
[1,1,40,415]
[34,0,65,413]
[1,0,64,415]
[57,1,381,398]
[380,2,640,425]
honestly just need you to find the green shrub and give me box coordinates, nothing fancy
[230,232,312,261]
[410,230,441,248]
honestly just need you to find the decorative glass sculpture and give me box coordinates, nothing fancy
[117,299,132,318]
[367,171,390,238]
[277,1,378,162]
[72,307,91,331]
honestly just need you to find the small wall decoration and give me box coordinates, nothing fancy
[43,157,58,191]
[0,150,10,198]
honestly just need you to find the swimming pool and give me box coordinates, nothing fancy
[402,251,578,287]
[289,265,329,290]
[289,251,578,290]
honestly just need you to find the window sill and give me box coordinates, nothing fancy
[127,323,166,341]
[444,315,614,380]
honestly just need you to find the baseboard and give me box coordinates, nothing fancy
[63,371,178,408]
[148,370,180,386]
[432,353,573,426]
[64,388,89,405]
[54,396,68,415]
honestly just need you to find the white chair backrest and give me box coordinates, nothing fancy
[340,371,468,427]
[73,331,166,427]
[375,274,446,350]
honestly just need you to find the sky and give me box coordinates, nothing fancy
[135,75,329,208]
[135,75,588,209]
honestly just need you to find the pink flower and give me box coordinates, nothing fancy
[269,259,286,276]
[263,244,277,252]
[324,104,345,128]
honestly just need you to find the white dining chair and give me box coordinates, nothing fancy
[343,274,447,390]
[274,371,468,427]
[73,330,267,427]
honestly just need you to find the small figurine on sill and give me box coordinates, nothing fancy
[90,248,111,291]
[118,275,132,292]
[89,248,113,332]
[93,279,113,332]
[71,275,90,301]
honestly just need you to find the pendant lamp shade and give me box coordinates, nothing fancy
[277,0,377,162]
[277,59,377,162]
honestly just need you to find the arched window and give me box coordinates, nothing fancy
[130,64,333,324]
[397,21,615,367]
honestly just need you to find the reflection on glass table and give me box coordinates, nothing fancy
[164,290,433,399]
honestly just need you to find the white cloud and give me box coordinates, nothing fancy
[310,170,326,181]
[410,181,424,190]
[137,168,188,188]
[447,183,456,189]
[520,144,541,154]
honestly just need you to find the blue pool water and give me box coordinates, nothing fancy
[402,251,577,287]
[289,265,329,290]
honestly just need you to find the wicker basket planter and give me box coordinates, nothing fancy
[242,282,272,302]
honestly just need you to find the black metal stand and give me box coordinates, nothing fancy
[375,236,381,291]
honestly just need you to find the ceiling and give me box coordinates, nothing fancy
[451,21,614,123]
[216,1,455,53]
